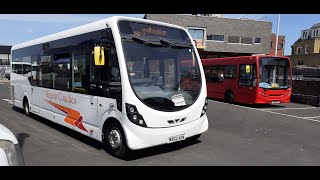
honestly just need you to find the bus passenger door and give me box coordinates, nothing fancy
[30,55,40,114]
[236,64,256,103]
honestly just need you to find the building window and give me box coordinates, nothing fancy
[254,37,261,44]
[297,47,302,55]
[228,36,240,44]
[0,54,10,65]
[207,35,224,42]
[187,28,205,40]
[241,37,253,44]
[279,43,284,49]
[316,30,319,37]
[305,46,309,54]
[271,42,273,48]
[302,31,308,39]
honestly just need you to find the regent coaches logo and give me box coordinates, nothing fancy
[46,90,77,104]
[46,100,88,132]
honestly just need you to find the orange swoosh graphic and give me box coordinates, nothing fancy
[46,100,88,132]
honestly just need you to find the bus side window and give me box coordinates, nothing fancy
[239,64,256,87]
[204,66,212,81]
[72,47,89,94]
[211,65,224,83]
[225,65,236,79]
[53,53,71,91]
[39,55,52,88]
[31,55,40,86]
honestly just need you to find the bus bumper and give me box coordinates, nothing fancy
[122,115,209,150]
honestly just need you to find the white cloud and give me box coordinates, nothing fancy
[0,14,101,24]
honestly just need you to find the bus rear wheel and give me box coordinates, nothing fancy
[104,122,129,159]
[225,91,234,103]
[23,98,31,117]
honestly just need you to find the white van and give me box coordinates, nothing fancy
[0,124,25,166]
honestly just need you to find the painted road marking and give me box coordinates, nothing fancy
[209,100,320,123]
[303,115,320,119]
[0,115,9,121]
[2,99,10,102]
[262,107,317,111]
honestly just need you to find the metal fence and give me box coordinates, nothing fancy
[291,94,320,107]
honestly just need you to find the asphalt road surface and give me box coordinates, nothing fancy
[1,82,320,165]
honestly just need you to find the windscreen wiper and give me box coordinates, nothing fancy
[160,39,192,48]
[131,36,167,47]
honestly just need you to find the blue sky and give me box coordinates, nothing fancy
[0,14,319,55]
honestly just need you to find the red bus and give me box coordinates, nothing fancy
[202,55,292,104]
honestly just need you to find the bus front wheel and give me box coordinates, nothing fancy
[187,134,201,143]
[104,122,129,159]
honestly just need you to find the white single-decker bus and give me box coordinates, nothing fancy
[10,16,208,159]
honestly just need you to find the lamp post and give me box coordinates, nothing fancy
[275,14,280,55]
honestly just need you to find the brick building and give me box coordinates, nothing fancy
[270,33,285,56]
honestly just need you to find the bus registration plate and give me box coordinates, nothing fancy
[168,134,185,143]
[271,101,280,104]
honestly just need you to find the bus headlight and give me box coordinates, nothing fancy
[200,98,208,117]
[0,140,25,166]
[126,103,147,127]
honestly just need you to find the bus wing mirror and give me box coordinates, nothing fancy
[94,46,105,66]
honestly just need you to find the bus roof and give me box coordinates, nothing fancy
[12,16,187,51]
[202,55,289,62]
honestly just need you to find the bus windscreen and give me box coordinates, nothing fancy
[259,57,291,89]
[118,21,190,42]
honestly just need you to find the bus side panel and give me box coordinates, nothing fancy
[21,84,32,108]
[30,86,41,114]
[11,73,30,109]
[234,86,256,104]
[97,97,123,142]
[206,81,227,100]
[207,81,223,100]
[224,79,238,100]
[13,83,23,109]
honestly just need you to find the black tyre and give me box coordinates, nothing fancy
[188,134,201,142]
[225,91,234,103]
[104,122,129,159]
[23,98,31,117]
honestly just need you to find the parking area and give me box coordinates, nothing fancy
[1,82,320,165]
[213,100,320,121]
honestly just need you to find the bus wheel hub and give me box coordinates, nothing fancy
[108,129,121,149]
